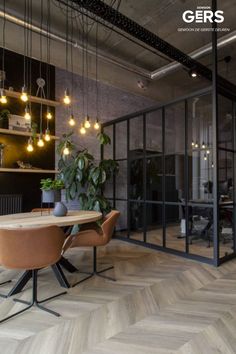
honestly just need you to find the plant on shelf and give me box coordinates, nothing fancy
[57,131,119,214]
[40,178,65,204]
[0,109,10,129]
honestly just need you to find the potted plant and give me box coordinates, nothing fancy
[0,109,10,129]
[57,132,119,214]
[40,178,64,203]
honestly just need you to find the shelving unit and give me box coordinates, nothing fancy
[5,89,60,107]
[0,168,58,174]
[0,128,59,140]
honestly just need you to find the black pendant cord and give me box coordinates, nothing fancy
[85,10,89,118]
[1,0,6,90]
[39,0,43,136]
[70,12,74,115]
[82,10,85,119]
[95,21,99,120]
[46,0,51,131]
[23,0,27,88]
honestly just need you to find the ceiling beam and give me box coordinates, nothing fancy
[61,0,236,98]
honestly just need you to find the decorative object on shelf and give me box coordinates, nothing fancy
[0,109,10,129]
[57,132,118,213]
[0,143,6,168]
[16,161,40,170]
[9,114,31,132]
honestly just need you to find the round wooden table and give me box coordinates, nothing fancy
[0,210,102,296]
[0,210,102,229]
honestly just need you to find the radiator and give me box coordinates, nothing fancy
[0,194,22,215]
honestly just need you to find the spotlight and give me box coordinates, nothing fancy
[0,89,7,104]
[63,88,71,105]
[68,114,75,126]
[20,86,29,102]
[189,69,198,78]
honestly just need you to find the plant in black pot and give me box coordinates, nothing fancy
[40,178,67,216]
[0,109,10,129]
[57,131,119,214]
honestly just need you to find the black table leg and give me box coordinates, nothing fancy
[59,257,78,273]
[7,270,32,297]
[51,263,71,288]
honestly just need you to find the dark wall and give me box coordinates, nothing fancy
[0,49,56,212]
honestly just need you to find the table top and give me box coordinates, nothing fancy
[0,210,102,229]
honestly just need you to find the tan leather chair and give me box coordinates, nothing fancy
[63,210,120,284]
[0,225,67,323]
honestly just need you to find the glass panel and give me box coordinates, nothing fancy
[146,110,162,155]
[188,205,213,259]
[130,116,143,151]
[165,204,185,251]
[114,200,128,237]
[165,102,185,202]
[103,180,114,199]
[129,158,143,200]
[115,160,127,200]
[146,156,162,201]
[218,95,233,150]
[219,150,234,258]
[146,203,163,246]
[129,202,144,241]
[103,126,113,159]
[188,94,213,203]
[116,121,127,159]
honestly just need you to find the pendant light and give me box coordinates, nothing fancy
[63,145,70,155]
[37,0,44,148]
[44,128,51,141]
[24,105,31,120]
[37,133,44,147]
[21,0,29,103]
[94,22,101,131]
[26,137,34,152]
[44,0,52,142]
[46,107,52,120]
[0,0,7,104]
[84,115,91,128]
[80,11,86,136]
[63,88,71,105]
[63,2,71,106]
[69,114,75,126]
[80,123,86,135]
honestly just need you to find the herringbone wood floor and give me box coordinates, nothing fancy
[0,239,236,353]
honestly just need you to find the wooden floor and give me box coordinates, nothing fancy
[0,240,236,353]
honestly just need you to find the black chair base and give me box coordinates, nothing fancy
[72,247,116,286]
[0,270,67,324]
[0,280,12,298]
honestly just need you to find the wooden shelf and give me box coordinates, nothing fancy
[0,128,59,140]
[0,168,58,174]
[5,89,60,107]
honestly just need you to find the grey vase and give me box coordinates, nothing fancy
[53,201,68,217]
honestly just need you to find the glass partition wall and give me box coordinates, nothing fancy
[102,87,236,265]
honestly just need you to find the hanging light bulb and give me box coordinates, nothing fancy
[206,149,210,154]
[201,142,206,149]
[195,142,199,148]
[20,86,29,102]
[80,123,86,135]
[44,128,51,142]
[94,118,100,130]
[204,154,207,161]
[68,114,75,126]
[211,162,214,168]
[37,134,44,147]
[63,88,71,105]
[191,141,195,147]
[84,116,91,129]
[0,89,7,104]
[26,137,34,152]
[63,146,70,155]
[46,107,52,120]
[24,105,31,120]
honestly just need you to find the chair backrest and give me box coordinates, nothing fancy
[101,210,120,243]
[0,226,65,270]
[31,208,53,213]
